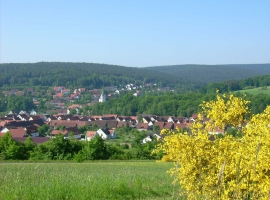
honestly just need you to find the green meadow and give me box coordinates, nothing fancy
[0,161,177,200]
[235,87,270,95]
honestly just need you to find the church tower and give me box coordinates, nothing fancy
[99,90,106,103]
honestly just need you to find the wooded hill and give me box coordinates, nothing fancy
[0,62,189,90]
[145,64,270,84]
[1,62,270,91]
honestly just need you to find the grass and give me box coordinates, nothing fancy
[235,87,270,95]
[0,161,176,200]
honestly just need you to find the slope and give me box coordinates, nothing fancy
[145,64,270,84]
[0,62,186,89]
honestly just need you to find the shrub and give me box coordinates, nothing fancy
[155,93,270,199]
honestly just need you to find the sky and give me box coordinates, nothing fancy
[1,0,269,67]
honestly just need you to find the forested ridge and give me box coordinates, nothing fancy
[0,62,194,90]
[145,64,270,84]
[2,62,270,91]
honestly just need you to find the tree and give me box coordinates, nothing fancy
[7,95,35,113]
[0,132,23,160]
[69,109,77,115]
[38,124,50,136]
[81,136,110,160]
[153,125,160,133]
[22,136,36,159]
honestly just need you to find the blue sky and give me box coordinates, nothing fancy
[1,0,269,67]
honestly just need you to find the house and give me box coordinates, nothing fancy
[167,116,177,123]
[95,128,116,140]
[15,91,24,96]
[5,114,20,121]
[8,129,29,137]
[90,115,102,120]
[65,127,81,139]
[116,116,130,122]
[208,128,225,135]
[17,114,30,121]
[54,86,65,93]
[79,88,86,92]
[102,114,118,120]
[67,116,80,121]
[163,122,174,130]
[89,120,107,128]
[174,123,187,130]
[86,131,96,141]
[25,125,40,137]
[129,116,138,123]
[61,89,70,95]
[29,115,43,121]
[176,117,186,124]
[50,100,60,107]
[4,119,44,128]
[106,120,118,129]
[142,116,152,124]
[154,121,165,130]
[76,121,92,127]
[19,110,28,115]
[136,123,149,131]
[50,130,68,137]
[142,133,162,144]
[50,128,81,139]
[30,110,37,115]
[49,120,77,129]
[0,127,10,133]
[117,121,134,128]
[190,113,198,122]
[58,103,65,108]
[79,116,91,121]
[46,116,58,122]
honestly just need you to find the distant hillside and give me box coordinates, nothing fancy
[145,64,270,84]
[2,62,269,92]
[235,87,270,95]
[0,62,193,90]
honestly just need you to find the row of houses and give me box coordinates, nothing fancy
[1,113,224,145]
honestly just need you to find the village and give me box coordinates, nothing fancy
[0,110,208,144]
[0,83,227,145]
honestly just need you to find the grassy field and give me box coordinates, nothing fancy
[235,87,270,95]
[0,161,177,200]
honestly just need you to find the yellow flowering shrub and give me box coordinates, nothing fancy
[155,93,270,199]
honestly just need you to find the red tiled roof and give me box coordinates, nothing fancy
[49,120,77,127]
[86,131,96,137]
[154,121,165,129]
[163,122,174,130]
[174,123,186,130]
[51,130,68,135]
[56,93,63,97]
[9,129,28,137]
[136,123,148,129]
[102,114,118,119]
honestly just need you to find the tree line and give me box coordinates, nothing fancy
[0,128,161,161]
[89,91,270,117]
[201,75,270,93]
